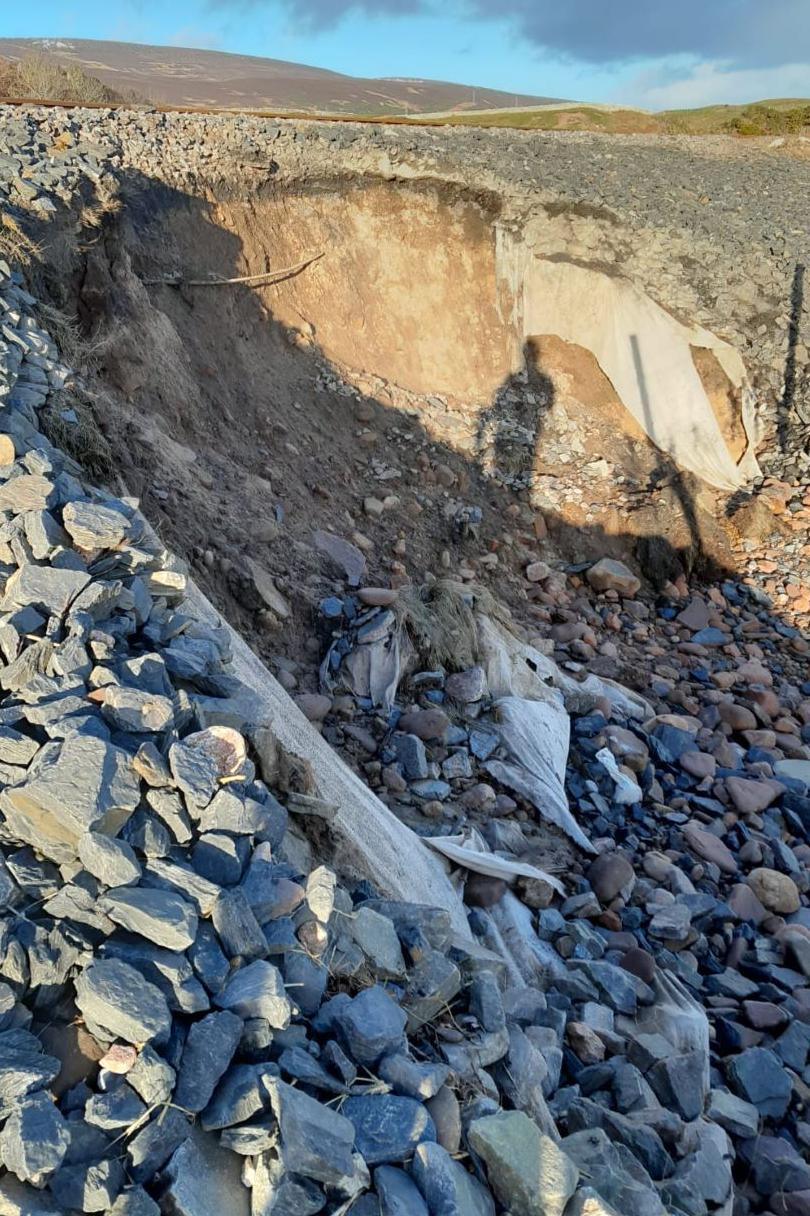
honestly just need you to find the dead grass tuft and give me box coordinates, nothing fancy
[0,54,136,106]
[40,391,116,483]
[0,213,40,269]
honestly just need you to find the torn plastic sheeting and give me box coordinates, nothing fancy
[424,829,565,894]
[596,746,642,806]
[476,614,653,721]
[617,969,711,1094]
[320,609,411,712]
[486,696,595,854]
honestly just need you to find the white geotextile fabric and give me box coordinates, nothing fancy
[486,697,594,854]
[522,258,760,491]
[425,827,565,893]
[182,579,471,938]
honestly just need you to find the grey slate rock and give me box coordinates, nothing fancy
[188,921,230,995]
[1,563,88,615]
[49,1158,126,1212]
[566,1099,672,1181]
[211,888,267,960]
[647,1050,706,1121]
[126,1106,192,1184]
[404,950,461,1031]
[121,812,172,859]
[342,1094,436,1165]
[109,1188,160,1216]
[375,1165,429,1215]
[562,1128,665,1216]
[705,1088,760,1138]
[159,1128,250,1216]
[78,831,141,887]
[214,959,292,1027]
[395,734,429,781]
[727,1047,793,1119]
[336,985,408,1065]
[0,1092,69,1183]
[61,1119,111,1166]
[469,1111,579,1216]
[323,1040,357,1086]
[197,789,287,844]
[174,1010,243,1113]
[568,960,653,1014]
[1,734,140,862]
[266,1077,356,1185]
[219,1120,276,1156]
[84,1084,146,1131]
[411,1141,495,1216]
[62,500,131,549]
[350,905,406,979]
[126,1046,175,1107]
[282,951,328,1018]
[169,741,219,807]
[101,686,173,734]
[351,901,452,951]
[251,1152,326,1215]
[144,788,192,845]
[377,1053,451,1100]
[666,1119,732,1212]
[132,742,172,788]
[200,1063,277,1131]
[239,848,304,922]
[100,938,209,1015]
[278,1046,348,1094]
[775,1020,810,1072]
[191,832,245,885]
[0,1046,61,1114]
[141,857,221,915]
[99,886,198,950]
[0,727,39,766]
[738,1134,810,1196]
[74,959,172,1045]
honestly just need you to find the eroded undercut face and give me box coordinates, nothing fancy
[128,175,752,490]
[46,167,759,669]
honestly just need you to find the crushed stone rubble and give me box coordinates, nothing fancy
[0,103,809,1215]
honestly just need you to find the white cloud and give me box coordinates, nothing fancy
[620,59,810,110]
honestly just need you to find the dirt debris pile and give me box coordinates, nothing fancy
[0,102,809,1216]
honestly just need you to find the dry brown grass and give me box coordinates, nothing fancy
[40,391,116,483]
[0,54,138,106]
[0,213,40,269]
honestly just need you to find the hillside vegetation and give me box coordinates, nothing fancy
[428,98,810,135]
[0,54,139,105]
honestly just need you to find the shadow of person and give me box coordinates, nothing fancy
[629,332,703,581]
[474,338,554,493]
[779,262,805,453]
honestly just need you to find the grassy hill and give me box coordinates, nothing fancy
[427,99,810,135]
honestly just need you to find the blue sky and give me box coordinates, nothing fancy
[2,0,809,108]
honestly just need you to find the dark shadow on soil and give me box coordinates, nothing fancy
[630,332,702,580]
[780,262,805,453]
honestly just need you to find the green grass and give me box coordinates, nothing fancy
[424,98,810,136]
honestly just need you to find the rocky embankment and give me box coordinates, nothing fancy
[0,102,809,1216]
